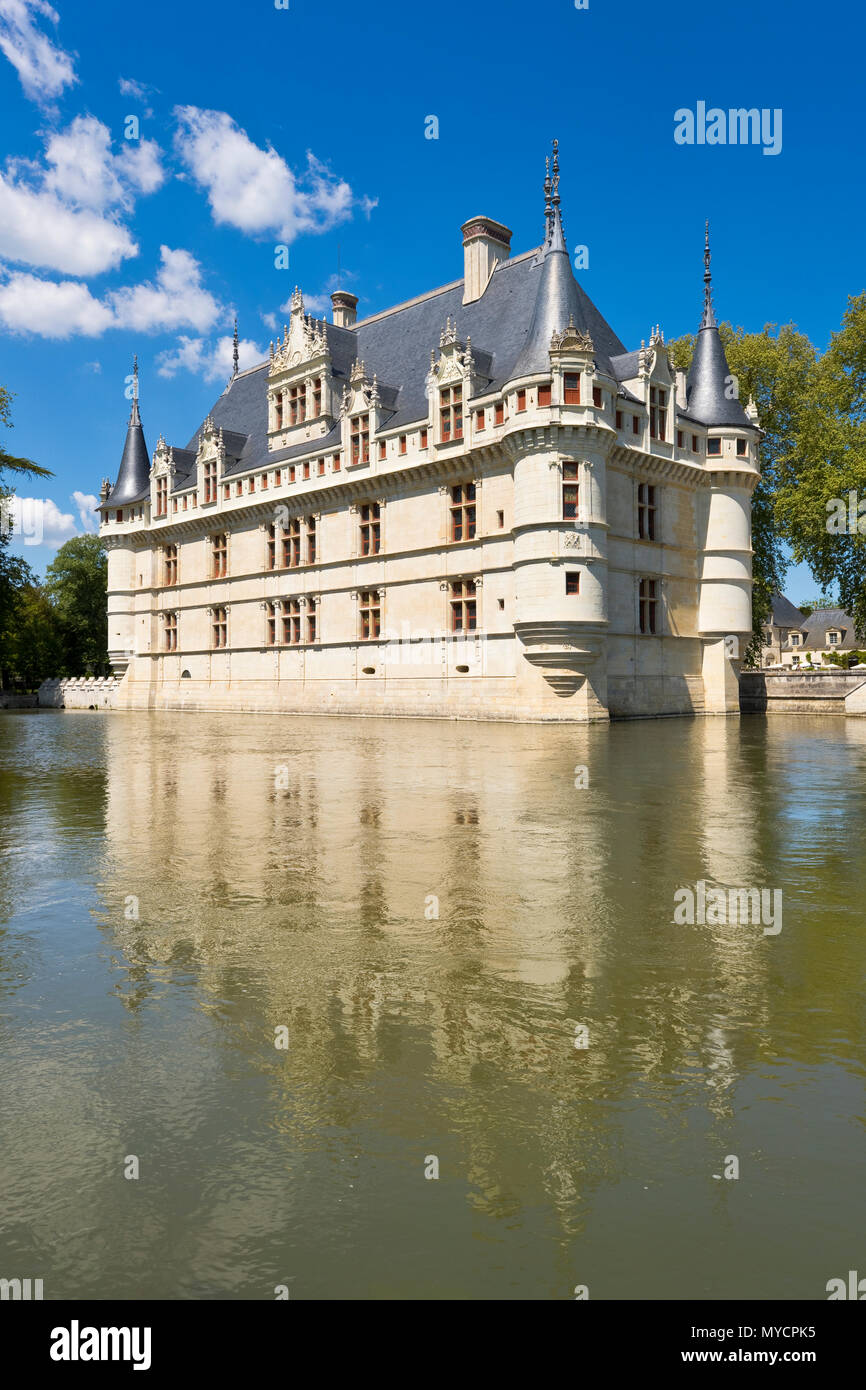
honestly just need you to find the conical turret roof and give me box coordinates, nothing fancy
[108,358,150,504]
[685,224,751,429]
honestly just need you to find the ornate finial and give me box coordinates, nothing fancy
[232,317,239,377]
[544,155,552,224]
[702,219,716,328]
[551,138,560,207]
[132,353,139,402]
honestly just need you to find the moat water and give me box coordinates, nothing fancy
[0,709,864,1300]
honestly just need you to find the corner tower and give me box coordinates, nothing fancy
[100,357,150,676]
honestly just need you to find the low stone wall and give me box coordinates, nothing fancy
[0,692,38,708]
[37,676,121,710]
[740,670,866,714]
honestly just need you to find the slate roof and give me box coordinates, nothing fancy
[106,193,755,504]
[769,591,807,629]
[107,399,150,505]
[799,607,860,648]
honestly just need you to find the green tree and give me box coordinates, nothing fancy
[2,582,63,689]
[0,385,54,687]
[668,321,820,664]
[774,293,866,637]
[0,386,51,481]
[44,535,109,675]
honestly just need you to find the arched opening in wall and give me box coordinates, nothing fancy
[181,670,191,679]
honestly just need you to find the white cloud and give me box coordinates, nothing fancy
[43,115,164,210]
[0,245,220,338]
[0,116,166,276]
[174,106,357,243]
[71,489,98,532]
[6,495,78,547]
[157,332,264,383]
[0,271,113,336]
[0,0,76,104]
[82,360,101,373]
[118,76,156,104]
[261,311,277,332]
[109,245,221,334]
[0,171,137,275]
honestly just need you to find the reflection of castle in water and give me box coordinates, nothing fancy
[95,712,859,1231]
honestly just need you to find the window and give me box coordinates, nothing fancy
[496,509,504,528]
[212,606,227,648]
[303,461,310,480]
[476,409,486,431]
[306,514,316,564]
[182,497,188,512]
[317,457,325,476]
[360,590,381,640]
[115,510,123,523]
[289,385,305,425]
[440,385,463,441]
[204,460,217,503]
[450,579,477,631]
[351,413,370,464]
[248,477,255,492]
[274,395,283,430]
[828,630,840,645]
[212,533,227,578]
[420,428,428,448]
[275,469,282,486]
[707,437,721,455]
[261,473,268,490]
[639,578,658,634]
[562,462,579,520]
[172,498,178,513]
[450,482,476,541]
[283,598,301,645]
[494,402,504,425]
[564,373,580,404]
[676,429,684,448]
[616,410,623,430]
[516,389,526,412]
[236,480,242,496]
[223,483,230,500]
[692,434,698,452]
[266,601,277,646]
[163,611,177,652]
[592,386,603,408]
[312,378,322,415]
[164,544,178,586]
[289,466,296,483]
[378,440,386,461]
[360,502,381,555]
[737,438,747,456]
[566,571,580,595]
[333,453,341,471]
[399,434,407,455]
[649,386,667,441]
[538,384,551,408]
[155,477,168,517]
[266,524,276,570]
[282,517,301,567]
[637,483,657,541]
[790,633,801,647]
[307,604,317,644]
[633,416,639,436]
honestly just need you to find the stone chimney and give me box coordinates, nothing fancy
[331,290,358,328]
[461,216,512,304]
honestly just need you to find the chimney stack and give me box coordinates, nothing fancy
[461,216,512,304]
[331,290,358,328]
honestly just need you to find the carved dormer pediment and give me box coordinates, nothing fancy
[342,359,378,418]
[267,288,337,449]
[640,326,674,383]
[550,315,594,357]
[151,433,177,479]
[429,316,484,399]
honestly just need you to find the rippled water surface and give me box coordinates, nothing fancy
[0,709,864,1299]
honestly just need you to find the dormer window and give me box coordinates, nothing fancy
[155,477,168,517]
[789,633,801,647]
[649,386,667,441]
[312,378,322,415]
[274,396,283,430]
[290,385,305,425]
[828,630,840,645]
[564,373,580,404]
[440,385,463,441]
[351,413,370,464]
[203,460,216,503]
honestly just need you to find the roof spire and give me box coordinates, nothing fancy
[543,154,552,231]
[546,137,566,253]
[232,317,239,377]
[129,353,141,426]
[701,219,716,328]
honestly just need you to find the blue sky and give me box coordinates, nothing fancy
[0,0,861,599]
